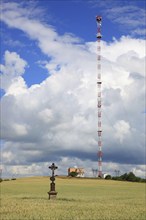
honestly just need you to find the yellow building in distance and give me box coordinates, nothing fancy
[68,167,85,177]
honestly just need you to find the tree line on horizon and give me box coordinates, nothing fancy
[105,172,146,182]
[68,171,146,182]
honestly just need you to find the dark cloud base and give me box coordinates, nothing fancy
[2,146,145,166]
[40,149,145,166]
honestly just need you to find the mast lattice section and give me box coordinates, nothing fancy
[96,15,103,178]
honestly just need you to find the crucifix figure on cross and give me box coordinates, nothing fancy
[49,163,58,178]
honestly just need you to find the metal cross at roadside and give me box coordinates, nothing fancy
[48,163,58,200]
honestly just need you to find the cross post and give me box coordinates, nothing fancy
[48,163,58,200]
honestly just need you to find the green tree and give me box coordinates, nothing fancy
[105,175,111,180]
[69,171,78,177]
[119,173,128,181]
[126,172,136,182]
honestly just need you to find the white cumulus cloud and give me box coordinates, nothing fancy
[0,50,27,94]
[0,1,145,178]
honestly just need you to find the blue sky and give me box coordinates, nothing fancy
[1,0,145,87]
[0,0,145,177]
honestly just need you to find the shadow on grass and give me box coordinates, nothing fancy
[58,198,78,202]
[20,197,79,202]
[21,196,47,200]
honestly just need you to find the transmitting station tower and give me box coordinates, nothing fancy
[96,15,102,178]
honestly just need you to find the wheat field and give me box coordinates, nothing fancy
[0,176,145,220]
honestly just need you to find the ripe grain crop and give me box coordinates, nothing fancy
[0,176,145,220]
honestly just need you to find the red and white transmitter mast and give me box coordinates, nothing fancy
[96,15,102,178]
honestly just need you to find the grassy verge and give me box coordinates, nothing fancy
[0,176,145,220]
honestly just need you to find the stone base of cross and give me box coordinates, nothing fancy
[48,190,58,200]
